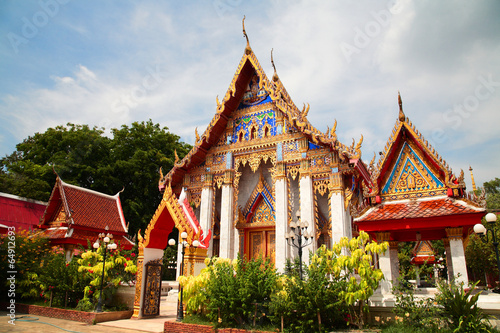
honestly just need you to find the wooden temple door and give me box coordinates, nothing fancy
[248,229,275,264]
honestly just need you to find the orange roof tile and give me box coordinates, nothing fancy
[356,197,483,222]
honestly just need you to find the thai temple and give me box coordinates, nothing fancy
[132,23,486,318]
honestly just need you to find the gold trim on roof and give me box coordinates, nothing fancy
[162,36,363,189]
[373,93,454,196]
[142,185,194,248]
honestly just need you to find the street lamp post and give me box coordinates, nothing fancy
[474,212,500,293]
[93,227,117,313]
[169,232,199,321]
[285,211,313,280]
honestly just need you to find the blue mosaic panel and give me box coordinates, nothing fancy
[310,154,331,168]
[308,142,321,150]
[232,109,277,142]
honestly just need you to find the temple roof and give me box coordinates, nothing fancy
[364,93,484,207]
[38,177,133,248]
[162,29,363,189]
[355,94,485,241]
[356,196,484,222]
[0,192,46,232]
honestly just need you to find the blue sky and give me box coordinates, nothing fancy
[1,0,499,191]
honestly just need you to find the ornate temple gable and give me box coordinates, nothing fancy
[370,93,460,201]
[381,141,445,196]
[140,184,194,250]
[161,26,362,191]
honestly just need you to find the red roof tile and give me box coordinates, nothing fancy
[0,192,46,232]
[40,178,127,234]
[356,197,483,222]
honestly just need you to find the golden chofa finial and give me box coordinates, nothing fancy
[398,91,406,122]
[271,48,278,81]
[469,166,477,192]
[242,16,251,54]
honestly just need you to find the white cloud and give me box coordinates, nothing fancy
[0,0,499,189]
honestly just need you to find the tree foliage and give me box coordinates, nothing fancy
[484,178,500,209]
[0,120,191,236]
[465,177,500,287]
[76,244,137,311]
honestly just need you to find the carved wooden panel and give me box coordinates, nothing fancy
[141,258,163,318]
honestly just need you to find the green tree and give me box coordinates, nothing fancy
[0,124,107,200]
[484,178,500,209]
[98,120,191,235]
[0,120,191,236]
[324,232,388,329]
[465,178,500,287]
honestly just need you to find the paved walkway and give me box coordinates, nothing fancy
[1,295,177,333]
[98,295,177,333]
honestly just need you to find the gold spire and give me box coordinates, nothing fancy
[469,166,477,192]
[271,48,278,81]
[242,16,251,54]
[398,91,405,122]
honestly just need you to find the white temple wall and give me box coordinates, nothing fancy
[237,164,260,208]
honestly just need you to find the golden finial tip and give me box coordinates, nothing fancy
[271,48,278,81]
[242,15,250,52]
[398,91,405,122]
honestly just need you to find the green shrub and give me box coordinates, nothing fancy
[38,251,90,308]
[392,277,441,330]
[0,229,52,301]
[270,255,347,333]
[205,255,277,327]
[77,244,137,309]
[435,280,492,333]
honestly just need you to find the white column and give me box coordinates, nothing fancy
[199,186,214,256]
[379,251,393,294]
[449,239,468,285]
[446,228,468,285]
[219,184,234,259]
[275,176,288,273]
[376,233,395,294]
[330,192,349,245]
[389,241,400,284]
[299,175,315,263]
[444,240,454,282]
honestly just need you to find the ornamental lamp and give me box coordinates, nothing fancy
[473,223,486,235]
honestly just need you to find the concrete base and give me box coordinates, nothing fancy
[368,289,500,328]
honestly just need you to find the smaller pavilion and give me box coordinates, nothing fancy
[355,94,486,292]
[38,176,134,261]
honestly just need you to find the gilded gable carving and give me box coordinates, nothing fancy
[382,142,444,196]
